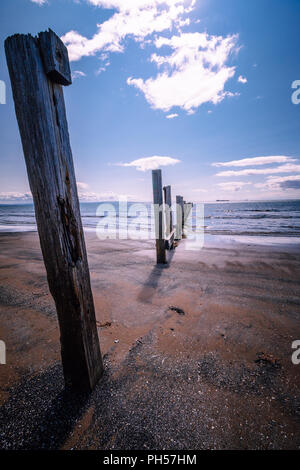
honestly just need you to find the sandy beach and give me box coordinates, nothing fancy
[0,231,299,449]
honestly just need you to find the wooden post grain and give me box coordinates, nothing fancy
[152,169,166,264]
[182,199,186,229]
[163,185,174,249]
[163,185,172,236]
[5,30,103,391]
[183,202,193,235]
[175,195,184,240]
[184,202,193,222]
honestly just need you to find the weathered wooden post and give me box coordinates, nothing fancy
[185,202,193,221]
[163,185,172,236]
[152,169,166,264]
[5,29,103,391]
[175,195,184,240]
[183,202,193,235]
[163,185,174,249]
[182,199,186,229]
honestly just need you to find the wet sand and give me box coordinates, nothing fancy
[0,231,299,449]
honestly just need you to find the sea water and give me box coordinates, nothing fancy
[0,200,299,245]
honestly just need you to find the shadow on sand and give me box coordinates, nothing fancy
[138,248,175,303]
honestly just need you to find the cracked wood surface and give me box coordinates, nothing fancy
[5,31,103,391]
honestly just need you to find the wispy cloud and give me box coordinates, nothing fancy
[78,191,133,201]
[166,113,178,119]
[95,66,107,75]
[77,181,89,190]
[116,155,180,171]
[216,163,300,177]
[0,186,133,202]
[212,155,296,167]
[217,181,250,191]
[30,0,47,4]
[255,175,300,191]
[71,70,86,80]
[0,192,32,202]
[76,182,133,201]
[128,32,239,113]
[238,75,247,84]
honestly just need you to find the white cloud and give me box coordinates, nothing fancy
[77,181,89,190]
[267,175,300,184]
[212,155,296,168]
[216,163,300,177]
[255,175,300,191]
[117,155,180,171]
[99,52,109,61]
[72,70,86,80]
[238,75,247,84]
[62,1,195,62]
[166,113,178,119]
[30,0,46,5]
[78,191,133,201]
[95,66,107,75]
[87,0,192,9]
[0,186,134,203]
[0,192,32,202]
[128,32,238,113]
[217,181,250,191]
[62,1,240,115]
[0,185,133,202]
[76,182,133,200]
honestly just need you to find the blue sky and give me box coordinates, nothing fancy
[0,0,300,202]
